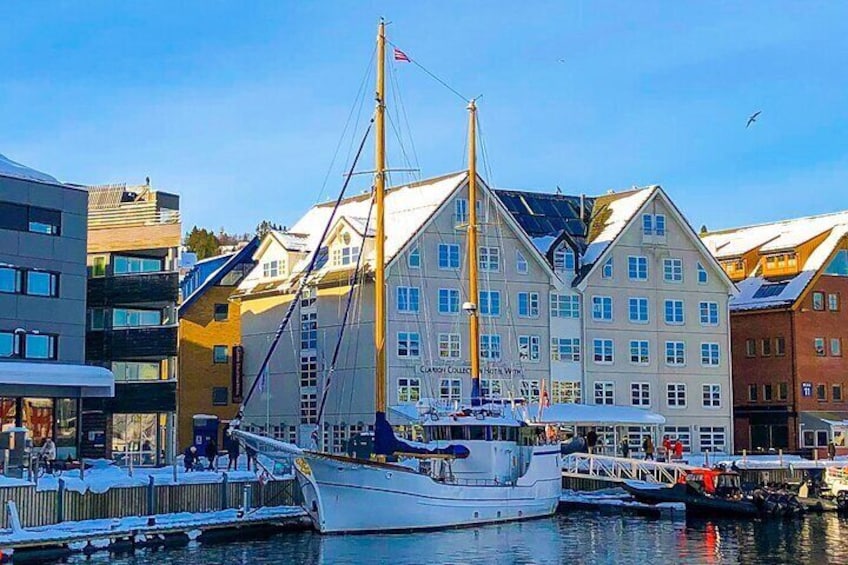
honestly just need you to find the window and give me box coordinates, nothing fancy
[817,384,827,401]
[25,271,58,297]
[664,299,684,325]
[553,248,576,273]
[834,385,843,402]
[630,340,649,364]
[397,332,421,358]
[439,378,462,402]
[815,337,826,356]
[763,384,773,401]
[699,302,719,326]
[516,250,528,274]
[397,286,420,313]
[757,338,771,356]
[745,339,756,357]
[520,380,541,402]
[699,427,726,452]
[663,426,691,452]
[407,246,421,269]
[454,198,469,225]
[829,293,840,311]
[518,335,541,362]
[214,303,229,321]
[551,294,580,318]
[655,214,666,236]
[517,292,540,318]
[397,378,421,403]
[0,331,16,358]
[592,296,613,321]
[775,336,786,356]
[91,256,107,277]
[300,311,317,349]
[88,308,106,330]
[628,297,649,323]
[300,288,316,309]
[631,383,650,407]
[703,384,721,408]
[663,258,683,283]
[594,382,614,405]
[438,288,460,314]
[0,202,61,235]
[112,361,161,382]
[481,378,504,399]
[552,381,581,404]
[24,334,56,359]
[701,343,720,366]
[667,383,687,408]
[114,255,163,275]
[332,245,360,267]
[813,291,825,311]
[480,334,501,360]
[628,256,648,281]
[438,333,461,359]
[593,339,614,364]
[438,244,460,269]
[602,258,613,279]
[479,247,500,272]
[748,384,758,402]
[212,387,229,406]
[832,338,843,357]
[551,338,581,362]
[112,308,162,328]
[300,393,317,424]
[642,214,653,236]
[778,382,788,401]
[300,354,318,388]
[213,345,229,363]
[697,262,708,284]
[479,290,501,316]
[665,341,686,366]
[0,267,20,293]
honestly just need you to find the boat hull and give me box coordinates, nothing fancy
[623,482,760,517]
[295,449,561,534]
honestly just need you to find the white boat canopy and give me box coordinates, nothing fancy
[526,403,666,426]
[0,362,114,398]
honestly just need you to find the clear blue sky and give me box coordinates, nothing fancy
[1,2,846,235]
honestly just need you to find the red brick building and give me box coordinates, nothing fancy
[703,213,848,454]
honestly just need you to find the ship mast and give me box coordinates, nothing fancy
[467,100,481,405]
[374,20,387,417]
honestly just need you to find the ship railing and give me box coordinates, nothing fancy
[561,452,694,485]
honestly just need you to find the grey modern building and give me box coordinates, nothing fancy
[0,153,112,460]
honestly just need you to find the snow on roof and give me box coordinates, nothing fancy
[528,403,666,425]
[0,152,59,184]
[531,235,557,255]
[0,362,113,397]
[343,216,376,237]
[582,187,656,266]
[270,230,310,252]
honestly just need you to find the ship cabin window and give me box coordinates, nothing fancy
[425,425,518,443]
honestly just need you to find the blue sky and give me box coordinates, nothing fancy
[1,2,846,235]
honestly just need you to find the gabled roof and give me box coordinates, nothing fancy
[179,237,260,313]
[0,152,60,185]
[581,187,656,266]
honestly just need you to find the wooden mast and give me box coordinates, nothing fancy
[374,20,387,416]
[467,100,481,404]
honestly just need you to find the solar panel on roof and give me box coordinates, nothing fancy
[752,282,789,299]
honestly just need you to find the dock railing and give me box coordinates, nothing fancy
[562,453,693,485]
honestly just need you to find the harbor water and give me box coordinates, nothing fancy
[65,510,848,564]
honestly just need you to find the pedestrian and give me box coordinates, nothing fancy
[620,437,630,459]
[642,436,655,461]
[246,444,257,472]
[205,438,218,471]
[142,440,153,465]
[41,437,57,474]
[673,439,684,461]
[586,429,598,455]
[662,435,672,462]
[183,445,197,472]
[828,441,836,460]
[227,436,241,471]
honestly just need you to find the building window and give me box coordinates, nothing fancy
[516,250,528,274]
[748,384,758,402]
[518,335,541,362]
[300,354,318,388]
[628,297,649,323]
[332,245,360,267]
[815,337,826,356]
[664,299,684,325]
[300,311,317,349]
[593,339,614,364]
[553,248,576,273]
[655,214,666,236]
[25,271,59,297]
[480,334,501,360]
[602,257,613,279]
[479,247,500,272]
[667,383,686,408]
[397,378,421,403]
[0,331,16,358]
[817,384,827,401]
[479,290,501,316]
[0,267,20,293]
[407,247,421,269]
[397,332,421,358]
[775,336,786,356]
[829,293,840,311]
[594,382,614,405]
[397,286,420,313]
[520,380,541,402]
[481,378,504,399]
[552,381,581,404]
[813,291,825,311]
[630,340,649,364]
[642,214,653,236]
[113,308,162,328]
[213,345,229,363]
[551,338,581,362]
[699,302,719,326]
[631,383,650,407]
[300,393,317,424]
[697,262,708,284]
[438,288,460,314]
[701,343,720,366]
[663,258,683,283]
[551,294,580,318]
[832,338,842,357]
[438,333,461,359]
[763,384,773,401]
[454,198,469,225]
[699,427,726,452]
[592,296,613,321]
[834,385,843,402]
[115,255,163,275]
[212,387,229,406]
[778,382,788,401]
[703,384,721,408]
[628,256,648,281]
[665,341,685,366]
[0,202,61,235]
[112,361,161,382]
[23,333,57,360]
[517,292,540,318]
[439,378,462,403]
[438,243,460,269]
[663,426,691,452]
[745,339,756,357]
[214,303,229,321]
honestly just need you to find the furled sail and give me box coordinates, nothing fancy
[373,412,470,459]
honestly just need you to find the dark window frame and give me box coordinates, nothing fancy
[748,384,758,402]
[212,387,229,406]
[213,345,229,364]
[213,303,229,322]
[812,291,825,311]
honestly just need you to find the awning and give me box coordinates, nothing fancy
[527,403,666,426]
[0,362,114,398]
[801,411,848,429]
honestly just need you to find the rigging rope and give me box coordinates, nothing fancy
[387,39,470,104]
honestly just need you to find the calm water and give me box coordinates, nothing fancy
[67,511,848,565]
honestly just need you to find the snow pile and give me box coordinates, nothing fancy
[0,153,59,184]
[582,187,655,266]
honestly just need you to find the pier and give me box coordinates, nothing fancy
[561,453,693,491]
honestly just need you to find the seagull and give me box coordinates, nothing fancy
[746,111,762,128]
[557,58,566,64]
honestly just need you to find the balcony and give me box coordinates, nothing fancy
[88,272,178,307]
[87,325,178,361]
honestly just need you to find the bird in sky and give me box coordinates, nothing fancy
[746,111,762,128]
[557,58,566,63]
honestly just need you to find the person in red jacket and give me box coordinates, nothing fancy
[673,438,684,460]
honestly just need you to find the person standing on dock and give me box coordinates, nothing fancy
[226,433,241,471]
[184,445,198,472]
[206,439,218,472]
[587,429,598,454]
[246,444,257,472]
[620,437,630,459]
[642,436,654,460]
[673,439,683,461]
[41,437,57,475]
[662,435,672,461]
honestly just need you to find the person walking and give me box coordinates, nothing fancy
[246,444,257,472]
[226,433,241,471]
[205,439,218,472]
[673,438,684,461]
[620,437,631,459]
[642,436,655,461]
[183,445,198,472]
[41,437,57,475]
[586,429,598,455]
[662,435,672,462]
[828,441,837,460]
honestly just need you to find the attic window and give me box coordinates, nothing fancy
[752,282,788,299]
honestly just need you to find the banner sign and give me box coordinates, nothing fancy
[232,345,245,403]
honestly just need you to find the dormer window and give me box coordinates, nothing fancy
[764,252,798,273]
[553,247,576,273]
[262,260,281,278]
[332,246,360,267]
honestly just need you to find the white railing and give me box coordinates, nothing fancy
[562,452,694,485]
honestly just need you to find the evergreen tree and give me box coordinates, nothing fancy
[185,226,220,259]
[255,220,282,239]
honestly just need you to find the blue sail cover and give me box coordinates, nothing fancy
[470,379,482,407]
[374,411,470,459]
